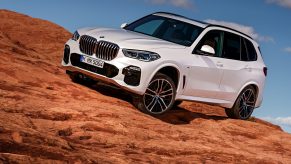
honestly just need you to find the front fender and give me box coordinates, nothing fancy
[143,61,182,92]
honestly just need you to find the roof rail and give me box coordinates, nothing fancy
[154,12,184,18]
[153,12,209,25]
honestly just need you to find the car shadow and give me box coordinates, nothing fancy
[86,82,227,125]
[90,82,133,102]
[154,107,227,125]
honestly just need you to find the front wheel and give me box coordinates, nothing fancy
[225,86,257,120]
[134,73,176,115]
[173,100,183,107]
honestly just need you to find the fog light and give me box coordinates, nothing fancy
[63,45,70,64]
[122,66,141,86]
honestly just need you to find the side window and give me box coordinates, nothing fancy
[194,30,223,57]
[245,39,258,61]
[222,32,241,60]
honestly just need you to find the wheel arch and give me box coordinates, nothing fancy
[147,63,181,91]
[233,82,260,108]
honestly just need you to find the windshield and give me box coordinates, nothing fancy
[125,15,203,47]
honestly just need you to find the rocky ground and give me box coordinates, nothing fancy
[0,10,291,163]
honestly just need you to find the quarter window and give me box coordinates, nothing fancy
[241,38,248,61]
[245,39,257,61]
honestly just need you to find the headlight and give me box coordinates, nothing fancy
[122,49,160,62]
[72,31,80,41]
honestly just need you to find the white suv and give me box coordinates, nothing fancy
[62,12,267,120]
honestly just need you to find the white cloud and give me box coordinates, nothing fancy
[266,0,291,8]
[284,47,291,53]
[170,0,193,9]
[262,116,291,127]
[148,0,194,9]
[205,19,274,42]
[150,0,166,4]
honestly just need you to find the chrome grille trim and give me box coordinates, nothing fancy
[95,41,119,61]
[79,35,120,61]
[79,35,97,55]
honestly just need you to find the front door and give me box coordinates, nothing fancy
[184,30,224,99]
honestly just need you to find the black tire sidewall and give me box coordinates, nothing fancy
[225,108,235,118]
[173,100,183,107]
[137,73,177,115]
[232,86,256,120]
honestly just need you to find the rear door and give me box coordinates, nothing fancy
[216,32,254,102]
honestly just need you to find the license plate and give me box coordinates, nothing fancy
[80,55,104,68]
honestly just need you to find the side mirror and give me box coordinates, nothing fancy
[200,45,215,55]
[120,23,128,29]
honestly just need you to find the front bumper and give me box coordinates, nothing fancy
[62,39,156,95]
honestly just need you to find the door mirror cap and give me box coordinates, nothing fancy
[201,45,215,55]
[120,23,128,29]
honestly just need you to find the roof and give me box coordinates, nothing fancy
[153,12,253,40]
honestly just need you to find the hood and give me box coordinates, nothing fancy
[79,27,186,50]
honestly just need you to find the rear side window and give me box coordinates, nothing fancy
[222,32,241,60]
[245,39,257,61]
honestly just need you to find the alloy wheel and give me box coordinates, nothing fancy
[143,78,174,114]
[238,88,256,119]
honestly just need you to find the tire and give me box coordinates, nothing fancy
[170,101,183,111]
[134,73,176,115]
[225,86,257,120]
[224,108,234,118]
[173,100,183,107]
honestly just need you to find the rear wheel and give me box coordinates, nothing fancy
[225,108,234,118]
[134,73,176,115]
[225,86,257,120]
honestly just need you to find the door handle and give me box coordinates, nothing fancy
[216,62,224,67]
[245,65,252,71]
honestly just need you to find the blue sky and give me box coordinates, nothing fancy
[1,0,291,132]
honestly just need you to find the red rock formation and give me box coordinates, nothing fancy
[0,10,290,163]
